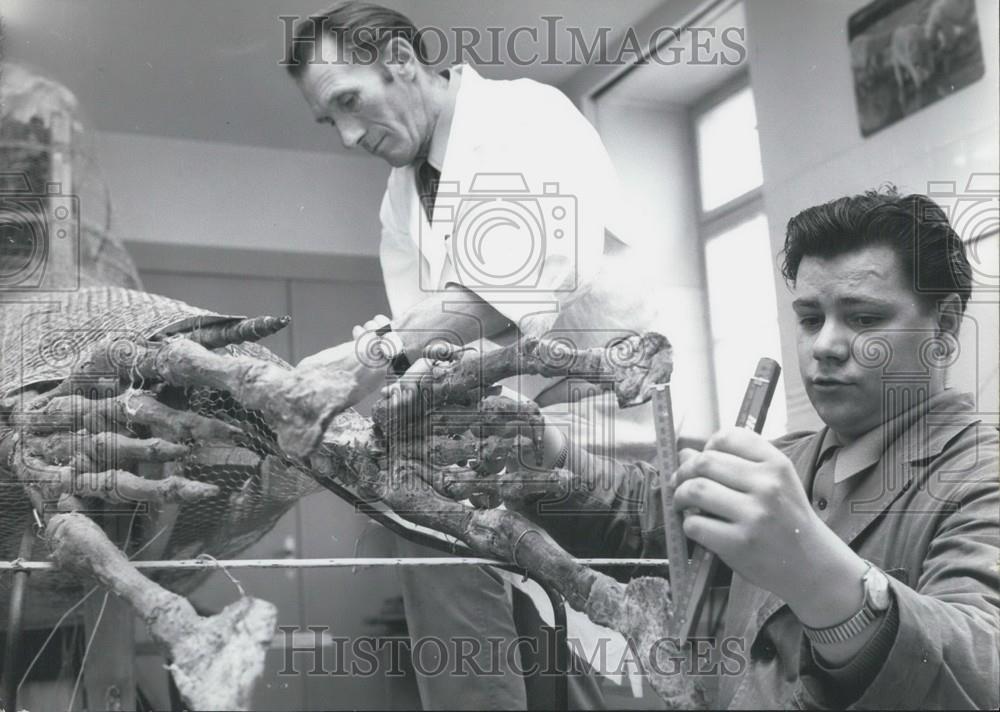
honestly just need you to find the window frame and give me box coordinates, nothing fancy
[689,71,771,429]
[690,71,764,227]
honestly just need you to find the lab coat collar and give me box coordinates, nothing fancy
[426,66,462,172]
[413,64,484,288]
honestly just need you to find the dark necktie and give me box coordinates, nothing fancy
[416,159,441,223]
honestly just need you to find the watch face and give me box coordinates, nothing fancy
[867,568,891,610]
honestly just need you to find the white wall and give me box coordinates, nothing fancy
[95,130,389,257]
[593,99,717,438]
[745,0,1000,430]
[559,0,705,114]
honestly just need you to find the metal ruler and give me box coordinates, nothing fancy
[652,383,689,624]
[655,358,781,644]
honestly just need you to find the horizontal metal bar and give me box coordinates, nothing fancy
[0,556,670,572]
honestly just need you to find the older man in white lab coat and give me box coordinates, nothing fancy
[289,4,657,708]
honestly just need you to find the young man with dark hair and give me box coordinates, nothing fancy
[508,187,998,708]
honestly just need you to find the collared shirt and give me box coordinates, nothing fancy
[377,64,675,450]
[425,68,460,172]
[817,388,957,485]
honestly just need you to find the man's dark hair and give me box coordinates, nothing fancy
[780,186,973,312]
[285,1,427,78]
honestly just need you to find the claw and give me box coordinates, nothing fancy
[180,315,292,351]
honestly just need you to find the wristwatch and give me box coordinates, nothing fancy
[803,561,891,645]
[374,324,411,376]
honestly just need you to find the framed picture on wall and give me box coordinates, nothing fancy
[848,0,984,136]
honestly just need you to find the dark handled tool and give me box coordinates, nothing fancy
[675,357,781,645]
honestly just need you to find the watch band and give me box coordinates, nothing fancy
[803,604,880,645]
[552,437,569,469]
[374,324,411,376]
[803,561,887,645]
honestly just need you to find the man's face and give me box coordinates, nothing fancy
[793,243,946,439]
[296,36,430,167]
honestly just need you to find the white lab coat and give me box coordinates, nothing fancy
[379,65,620,328]
[379,66,657,705]
[378,65,656,450]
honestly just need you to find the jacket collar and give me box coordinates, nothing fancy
[750,389,981,629]
[822,389,978,482]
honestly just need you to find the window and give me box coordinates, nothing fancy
[694,79,786,437]
[695,86,764,212]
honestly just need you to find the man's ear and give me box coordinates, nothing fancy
[936,292,963,342]
[380,37,418,80]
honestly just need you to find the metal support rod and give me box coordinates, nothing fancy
[2,525,36,712]
[542,580,569,710]
[316,476,574,712]
[0,556,668,572]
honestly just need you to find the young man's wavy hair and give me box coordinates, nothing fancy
[285,1,428,79]
[780,186,973,313]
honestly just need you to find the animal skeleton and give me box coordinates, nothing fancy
[1,62,706,710]
[2,312,708,709]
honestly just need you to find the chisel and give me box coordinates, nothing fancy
[676,357,781,645]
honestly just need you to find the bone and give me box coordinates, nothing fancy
[45,511,276,710]
[392,433,531,472]
[24,432,189,469]
[12,450,218,504]
[310,456,705,707]
[123,391,246,444]
[12,394,130,434]
[34,324,700,706]
[125,338,352,458]
[371,334,672,437]
[430,333,672,407]
[374,393,545,454]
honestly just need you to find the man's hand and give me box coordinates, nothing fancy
[295,315,396,409]
[379,340,466,406]
[673,427,868,630]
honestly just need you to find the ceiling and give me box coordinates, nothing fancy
[0,0,664,152]
[598,0,747,108]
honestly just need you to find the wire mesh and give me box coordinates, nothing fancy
[0,63,319,628]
